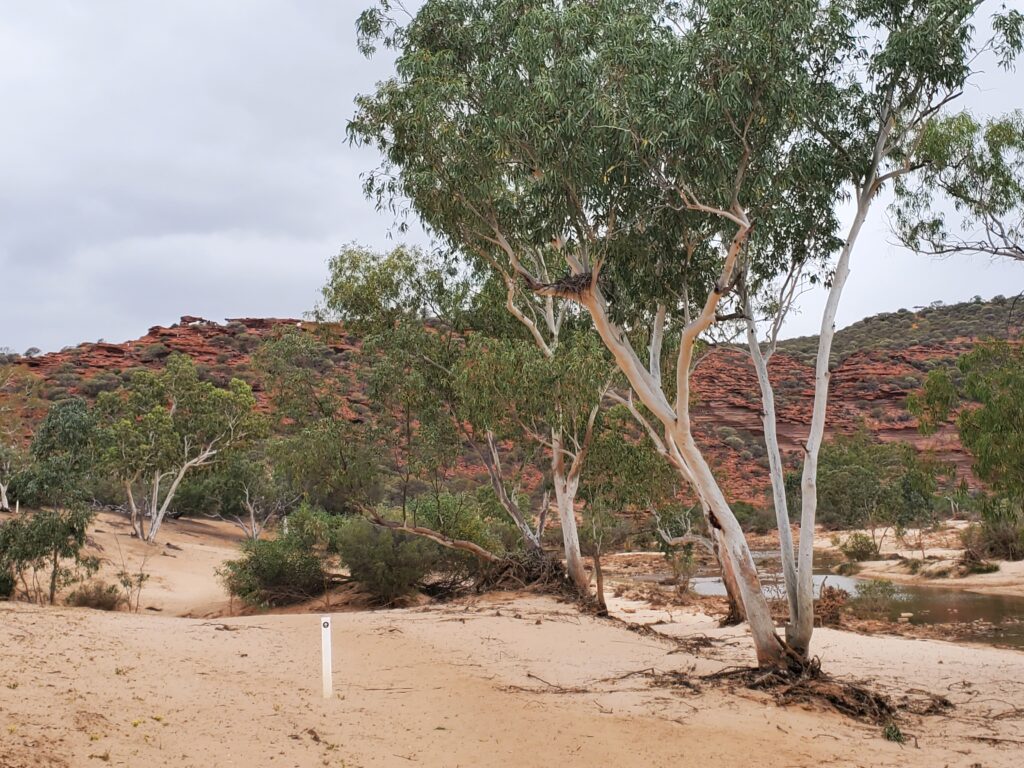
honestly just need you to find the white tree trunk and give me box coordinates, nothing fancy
[578,225,787,668]
[674,433,783,666]
[792,189,873,652]
[745,320,799,622]
[482,431,542,550]
[0,481,9,512]
[553,474,587,592]
[146,467,186,543]
[125,480,143,538]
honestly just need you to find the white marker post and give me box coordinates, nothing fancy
[320,615,333,699]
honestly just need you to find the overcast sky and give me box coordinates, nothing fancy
[1,2,1021,353]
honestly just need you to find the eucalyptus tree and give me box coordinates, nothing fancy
[352,0,1023,667]
[253,326,382,514]
[95,354,261,542]
[912,341,1024,502]
[318,244,611,591]
[2,398,99,604]
[739,0,1023,656]
[351,0,832,666]
[894,110,1024,262]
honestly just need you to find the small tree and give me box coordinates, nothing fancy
[0,507,97,605]
[254,327,383,514]
[913,341,1024,502]
[912,340,1024,562]
[805,431,939,555]
[1,398,98,604]
[95,354,260,542]
[318,245,612,593]
[579,407,688,613]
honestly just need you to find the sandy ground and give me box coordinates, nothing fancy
[854,558,1024,597]
[85,511,245,616]
[4,595,1024,768]
[2,513,1024,767]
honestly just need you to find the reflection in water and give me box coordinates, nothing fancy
[640,552,1024,648]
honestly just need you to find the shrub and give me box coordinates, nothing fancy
[849,579,903,619]
[219,536,327,607]
[0,508,98,604]
[79,371,122,397]
[839,532,878,562]
[65,581,123,610]
[334,518,437,606]
[961,499,1024,561]
[732,501,777,535]
[138,343,171,362]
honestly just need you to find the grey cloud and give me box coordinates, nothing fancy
[0,1,1020,353]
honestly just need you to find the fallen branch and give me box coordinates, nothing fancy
[367,515,503,563]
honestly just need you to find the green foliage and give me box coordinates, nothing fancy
[793,430,940,536]
[270,422,381,514]
[219,505,336,606]
[912,340,1024,563]
[0,507,98,604]
[351,0,849,325]
[893,110,1024,262]
[580,407,681,516]
[459,333,610,444]
[220,536,327,607]
[334,518,438,606]
[409,491,508,554]
[65,580,123,611]
[883,722,906,744]
[960,497,1024,562]
[18,398,96,509]
[731,501,776,535]
[848,580,904,619]
[838,532,878,563]
[78,371,122,397]
[781,297,1017,364]
[254,328,341,429]
[138,343,171,362]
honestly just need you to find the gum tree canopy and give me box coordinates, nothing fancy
[351,0,1021,668]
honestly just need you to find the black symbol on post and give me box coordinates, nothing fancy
[322,621,329,629]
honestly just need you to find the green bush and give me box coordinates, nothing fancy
[839,532,879,562]
[79,371,123,397]
[961,499,1024,561]
[849,579,903,618]
[0,508,97,604]
[220,536,327,607]
[732,501,777,535]
[65,580,123,610]
[335,518,437,606]
[139,343,171,362]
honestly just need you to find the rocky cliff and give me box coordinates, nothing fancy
[4,296,1019,506]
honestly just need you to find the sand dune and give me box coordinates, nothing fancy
[2,514,1024,767]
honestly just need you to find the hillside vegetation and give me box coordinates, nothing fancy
[1,297,1018,510]
[780,295,1020,363]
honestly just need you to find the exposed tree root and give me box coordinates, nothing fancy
[699,663,952,725]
